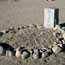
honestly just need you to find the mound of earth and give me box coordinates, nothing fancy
[0,27,65,65]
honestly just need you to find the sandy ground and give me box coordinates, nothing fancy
[0,0,65,65]
[0,0,65,30]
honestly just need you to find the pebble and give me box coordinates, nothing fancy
[28,49,33,54]
[15,48,21,58]
[1,29,6,34]
[60,29,64,34]
[42,52,48,58]
[40,32,43,35]
[29,24,36,28]
[32,53,39,59]
[20,26,24,29]
[0,46,4,55]
[62,27,65,31]
[62,33,65,39]
[0,32,3,36]
[56,30,61,33]
[16,26,24,30]
[21,51,29,59]
[9,26,14,30]
[55,38,59,43]
[36,25,40,28]
[53,42,57,45]
[36,25,44,29]
[57,44,63,48]
[54,25,61,31]
[24,26,29,29]
[56,33,60,38]
[62,40,65,44]
[53,32,56,36]
[6,50,14,56]
[46,49,52,54]
[52,45,62,54]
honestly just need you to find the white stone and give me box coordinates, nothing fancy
[57,44,63,48]
[52,45,62,54]
[0,46,4,55]
[6,50,13,56]
[44,8,55,28]
[32,53,39,59]
[33,48,39,53]
[1,29,6,34]
[29,24,36,28]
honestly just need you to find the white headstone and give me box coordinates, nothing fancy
[44,8,55,28]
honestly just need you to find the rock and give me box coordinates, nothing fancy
[52,45,62,54]
[1,29,6,34]
[36,25,40,28]
[56,33,60,38]
[33,48,39,53]
[8,30,16,34]
[63,33,65,39]
[36,25,44,29]
[56,30,61,33]
[32,53,39,59]
[21,51,29,59]
[0,46,4,55]
[15,48,21,58]
[16,26,24,30]
[53,32,56,36]
[62,27,65,31]
[54,25,61,31]
[9,26,14,30]
[60,29,64,34]
[17,27,20,30]
[29,24,36,28]
[46,49,52,54]
[56,25,61,29]
[40,32,43,35]
[20,26,25,29]
[24,26,29,29]
[53,42,57,45]
[42,52,48,58]
[55,38,59,44]
[0,32,3,36]
[6,50,14,56]
[57,44,63,48]
[62,40,65,44]
[49,45,53,49]
[28,49,33,54]
[32,48,39,59]
[32,48,40,59]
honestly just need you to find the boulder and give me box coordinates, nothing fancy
[15,48,21,58]
[21,51,29,59]
[0,46,4,55]
[52,45,62,54]
[6,50,14,56]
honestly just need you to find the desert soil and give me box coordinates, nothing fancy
[0,0,65,65]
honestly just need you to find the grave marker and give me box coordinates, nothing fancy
[44,8,55,28]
